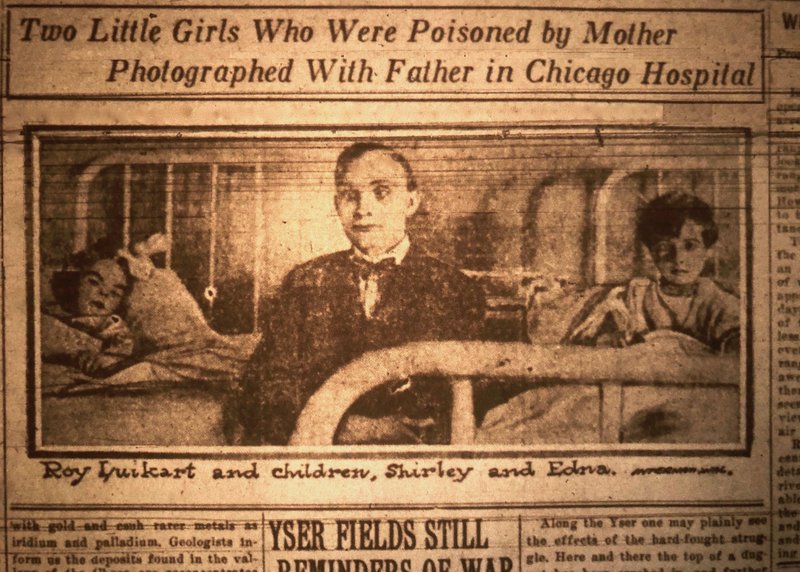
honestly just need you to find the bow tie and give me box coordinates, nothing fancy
[351,256,399,281]
[659,278,698,298]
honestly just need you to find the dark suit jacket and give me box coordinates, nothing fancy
[237,246,485,445]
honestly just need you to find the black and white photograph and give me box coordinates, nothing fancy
[29,126,750,452]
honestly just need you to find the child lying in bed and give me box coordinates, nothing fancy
[569,191,740,354]
[42,238,134,374]
[44,234,259,387]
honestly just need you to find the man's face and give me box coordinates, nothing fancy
[335,149,419,256]
[76,259,127,316]
[650,220,711,287]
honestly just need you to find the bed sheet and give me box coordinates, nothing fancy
[477,334,741,444]
[38,330,261,446]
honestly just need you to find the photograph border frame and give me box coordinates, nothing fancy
[23,123,754,459]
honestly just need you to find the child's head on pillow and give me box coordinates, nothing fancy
[637,191,718,287]
[52,237,130,317]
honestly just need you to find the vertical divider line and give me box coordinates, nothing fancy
[450,378,475,445]
[517,514,522,572]
[122,163,132,248]
[73,164,94,253]
[598,382,604,442]
[262,512,267,572]
[165,163,174,268]
[209,164,218,288]
[656,167,664,197]
[31,135,42,450]
[253,163,265,332]
[712,167,720,280]
[206,163,219,312]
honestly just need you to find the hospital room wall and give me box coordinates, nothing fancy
[36,136,743,333]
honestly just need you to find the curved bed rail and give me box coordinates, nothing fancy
[289,339,739,446]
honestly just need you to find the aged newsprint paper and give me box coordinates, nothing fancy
[2,0,800,570]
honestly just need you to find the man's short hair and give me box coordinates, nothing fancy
[334,142,417,193]
[637,191,719,249]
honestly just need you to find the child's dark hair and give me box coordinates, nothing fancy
[334,142,417,193]
[50,237,129,312]
[637,191,719,250]
[66,237,124,272]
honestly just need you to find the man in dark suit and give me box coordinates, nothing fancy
[238,142,485,445]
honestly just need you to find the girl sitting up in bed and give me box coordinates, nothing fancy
[568,191,740,354]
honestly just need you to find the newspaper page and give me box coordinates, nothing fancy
[0,0,794,570]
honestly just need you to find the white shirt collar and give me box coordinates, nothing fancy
[352,235,411,265]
